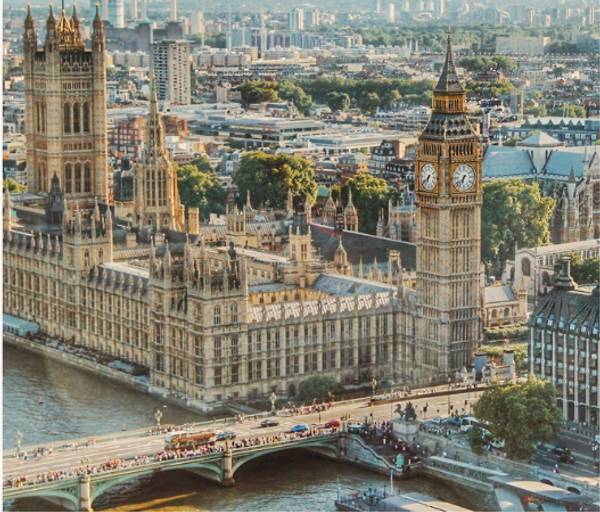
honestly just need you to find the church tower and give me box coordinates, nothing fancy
[415,31,483,380]
[134,78,184,230]
[23,3,108,202]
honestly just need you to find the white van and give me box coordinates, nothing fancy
[460,416,478,432]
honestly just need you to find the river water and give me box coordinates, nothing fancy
[3,345,480,511]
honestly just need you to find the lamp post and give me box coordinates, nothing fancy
[447,377,452,416]
[154,407,163,427]
[15,431,23,456]
[371,378,378,424]
[270,392,277,415]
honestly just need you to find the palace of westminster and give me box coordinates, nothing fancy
[4,6,486,407]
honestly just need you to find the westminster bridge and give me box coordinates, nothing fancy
[4,389,485,511]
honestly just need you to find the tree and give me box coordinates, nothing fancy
[344,171,393,233]
[234,152,317,209]
[238,80,279,106]
[358,92,381,114]
[560,254,600,285]
[296,375,339,403]
[482,180,555,275]
[473,377,563,460]
[468,425,485,455]
[279,81,313,116]
[176,160,227,218]
[325,91,351,112]
[3,178,25,192]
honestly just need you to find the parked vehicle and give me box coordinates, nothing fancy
[260,419,279,428]
[553,447,575,464]
[290,423,310,433]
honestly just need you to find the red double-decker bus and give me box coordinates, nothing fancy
[165,431,216,450]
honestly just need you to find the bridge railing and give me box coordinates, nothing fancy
[4,432,342,492]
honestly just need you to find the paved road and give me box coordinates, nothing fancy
[3,390,481,484]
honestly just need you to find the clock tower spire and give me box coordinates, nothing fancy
[415,29,483,381]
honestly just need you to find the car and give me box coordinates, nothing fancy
[347,422,364,434]
[260,419,279,428]
[216,431,236,441]
[324,419,341,429]
[290,423,310,433]
[558,452,575,464]
[444,417,462,428]
[490,438,505,450]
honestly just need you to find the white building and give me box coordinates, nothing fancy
[386,2,396,23]
[495,36,550,56]
[289,8,304,30]
[107,0,125,28]
[151,40,191,106]
[507,239,600,298]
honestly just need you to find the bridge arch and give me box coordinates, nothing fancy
[232,439,340,476]
[90,462,223,506]
[8,488,80,512]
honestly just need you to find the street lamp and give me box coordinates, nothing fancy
[270,392,277,415]
[447,377,452,416]
[154,407,163,427]
[16,431,23,455]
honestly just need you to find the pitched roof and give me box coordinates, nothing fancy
[483,146,536,178]
[516,131,562,148]
[434,32,464,94]
[310,223,416,269]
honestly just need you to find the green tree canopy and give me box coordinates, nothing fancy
[3,178,25,192]
[234,152,317,209]
[176,159,227,218]
[473,377,563,460]
[343,171,394,233]
[278,80,313,116]
[482,180,555,275]
[325,91,351,112]
[296,375,339,403]
[238,80,279,106]
[558,254,600,285]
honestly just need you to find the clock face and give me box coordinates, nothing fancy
[453,164,475,192]
[420,164,437,191]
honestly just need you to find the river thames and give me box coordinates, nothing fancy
[4,345,478,511]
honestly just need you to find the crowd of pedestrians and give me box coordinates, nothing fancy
[5,424,340,489]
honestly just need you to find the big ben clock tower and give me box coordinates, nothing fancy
[415,31,482,381]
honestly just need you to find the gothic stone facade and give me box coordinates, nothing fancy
[23,5,109,202]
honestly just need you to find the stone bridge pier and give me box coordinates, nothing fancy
[79,475,92,512]
[221,449,235,487]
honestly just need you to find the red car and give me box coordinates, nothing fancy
[324,419,341,429]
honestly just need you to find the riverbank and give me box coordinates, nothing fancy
[4,333,232,416]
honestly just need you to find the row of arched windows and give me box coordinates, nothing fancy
[64,102,90,134]
[65,162,92,194]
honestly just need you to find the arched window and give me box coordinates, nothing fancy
[63,103,71,133]
[83,102,90,133]
[213,305,221,325]
[491,309,497,318]
[65,163,72,193]
[73,103,80,133]
[84,163,92,193]
[521,258,531,277]
[504,308,510,317]
[74,163,82,193]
